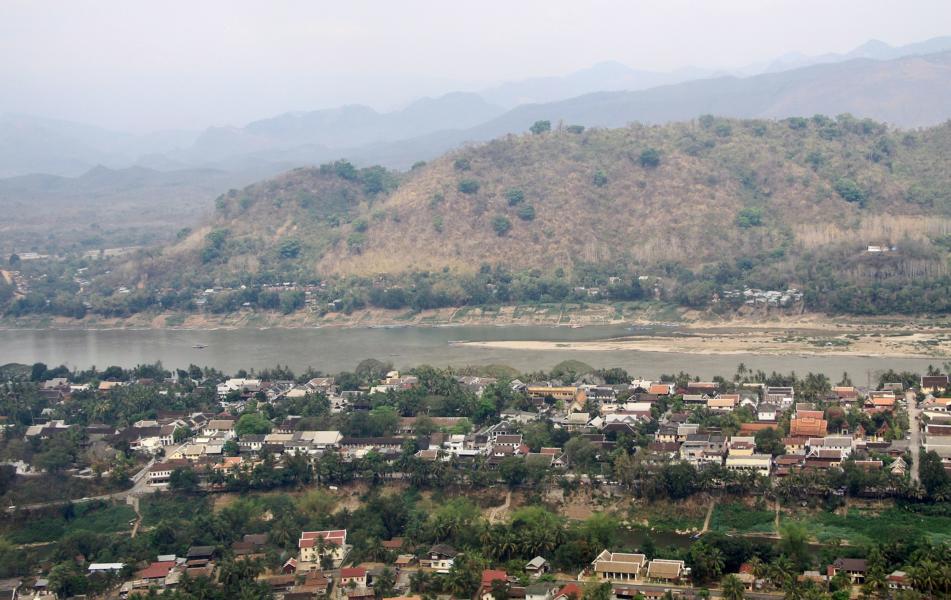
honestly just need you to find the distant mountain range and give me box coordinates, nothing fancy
[3,35,951,179]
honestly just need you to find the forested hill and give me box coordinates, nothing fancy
[56,116,951,316]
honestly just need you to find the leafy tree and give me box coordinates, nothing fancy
[459,179,480,195]
[736,207,764,228]
[454,158,472,171]
[920,450,950,498]
[778,522,809,569]
[173,426,192,443]
[530,120,551,134]
[787,117,808,130]
[492,215,513,236]
[169,467,200,493]
[277,238,302,259]
[48,562,89,598]
[833,178,866,205]
[235,412,272,436]
[329,159,358,180]
[505,188,525,205]
[639,148,661,168]
[499,456,527,486]
[754,427,784,456]
[279,290,305,314]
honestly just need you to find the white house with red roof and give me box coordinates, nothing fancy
[299,529,348,567]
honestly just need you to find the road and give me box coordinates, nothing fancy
[4,443,184,513]
[611,582,782,599]
[907,390,921,483]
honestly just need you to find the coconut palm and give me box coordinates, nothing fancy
[721,574,746,600]
[769,555,795,590]
[748,556,768,582]
[910,560,939,596]
[410,570,431,593]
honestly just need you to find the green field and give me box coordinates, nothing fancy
[140,493,212,527]
[4,501,135,544]
[785,505,951,546]
[710,501,776,534]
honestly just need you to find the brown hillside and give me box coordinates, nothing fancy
[125,116,951,290]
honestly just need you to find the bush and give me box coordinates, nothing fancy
[492,215,512,236]
[458,179,480,195]
[277,238,301,259]
[432,215,444,232]
[787,117,809,130]
[592,170,608,187]
[566,125,585,134]
[347,232,366,252]
[517,204,536,221]
[639,148,661,168]
[833,178,866,205]
[453,157,472,171]
[735,207,764,228]
[331,160,358,181]
[530,120,551,134]
[505,188,525,206]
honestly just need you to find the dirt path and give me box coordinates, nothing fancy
[701,498,715,533]
[128,495,142,538]
[488,490,512,524]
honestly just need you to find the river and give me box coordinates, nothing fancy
[0,325,939,378]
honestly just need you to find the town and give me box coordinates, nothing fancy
[0,358,949,600]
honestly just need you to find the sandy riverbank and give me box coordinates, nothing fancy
[456,329,951,359]
[3,304,951,364]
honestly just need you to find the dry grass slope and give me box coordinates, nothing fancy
[134,116,951,287]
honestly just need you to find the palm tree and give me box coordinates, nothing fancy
[767,558,792,590]
[721,574,745,600]
[365,538,387,562]
[910,560,938,596]
[410,570,431,594]
[938,563,951,597]
[748,556,768,583]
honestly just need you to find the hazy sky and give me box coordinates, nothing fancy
[2,0,950,132]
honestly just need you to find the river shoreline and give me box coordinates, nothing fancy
[3,306,951,360]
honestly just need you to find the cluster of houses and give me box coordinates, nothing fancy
[16,365,948,494]
[7,368,951,600]
[131,370,944,488]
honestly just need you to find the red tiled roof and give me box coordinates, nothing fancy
[299,529,346,549]
[341,567,367,578]
[482,570,508,585]
[137,561,175,580]
[557,583,582,599]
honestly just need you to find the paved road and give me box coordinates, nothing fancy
[907,390,921,483]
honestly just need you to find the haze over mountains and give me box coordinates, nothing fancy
[3,35,951,182]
